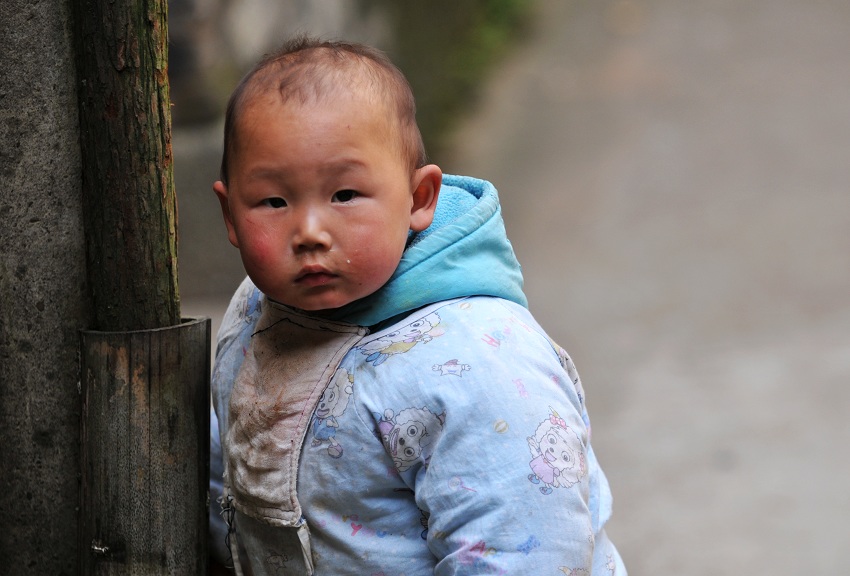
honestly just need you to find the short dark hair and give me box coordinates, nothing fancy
[219,36,428,185]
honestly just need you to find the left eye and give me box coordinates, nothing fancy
[332,189,357,203]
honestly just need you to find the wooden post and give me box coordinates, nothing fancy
[79,318,210,575]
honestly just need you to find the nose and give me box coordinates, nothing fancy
[292,207,332,252]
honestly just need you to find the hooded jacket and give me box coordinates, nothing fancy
[211,175,625,575]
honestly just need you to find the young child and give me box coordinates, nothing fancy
[210,37,626,575]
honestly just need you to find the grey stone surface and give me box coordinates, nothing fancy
[0,0,87,573]
[181,0,850,573]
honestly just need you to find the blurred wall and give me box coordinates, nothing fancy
[0,0,88,573]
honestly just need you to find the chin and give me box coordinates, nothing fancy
[296,296,356,313]
[265,286,363,313]
[260,290,340,311]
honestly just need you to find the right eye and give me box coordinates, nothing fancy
[331,189,358,203]
[263,197,287,208]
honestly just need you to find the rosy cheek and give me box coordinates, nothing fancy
[255,237,273,257]
[243,237,276,267]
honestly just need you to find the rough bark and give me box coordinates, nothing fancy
[73,0,180,331]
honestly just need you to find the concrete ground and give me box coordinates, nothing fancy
[180,1,850,573]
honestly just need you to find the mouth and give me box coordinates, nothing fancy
[295,266,338,287]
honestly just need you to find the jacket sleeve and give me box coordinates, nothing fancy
[209,406,230,565]
[407,303,596,574]
[209,277,263,561]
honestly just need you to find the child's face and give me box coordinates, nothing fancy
[214,91,440,312]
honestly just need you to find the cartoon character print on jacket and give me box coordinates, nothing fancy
[357,313,442,366]
[378,406,446,472]
[310,369,354,458]
[236,287,263,357]
[266,552,291,575]
[550,339,587,410]
[432,359,471,377]
[549,338,593,435]
[240,286,262,323]
[559,568,589,576]
[527,408,587,495]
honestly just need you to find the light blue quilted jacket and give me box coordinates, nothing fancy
[210,176,625,575]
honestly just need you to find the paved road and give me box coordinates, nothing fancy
[181,1,850,573]
[444,1,850,574]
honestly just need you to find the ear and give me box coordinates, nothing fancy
[213,180,240,248]
[409,164,442,232]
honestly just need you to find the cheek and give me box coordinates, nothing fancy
[253,239,274,261]
[355,240,404,277]
[346,225,406,271]
[239,232,278,268]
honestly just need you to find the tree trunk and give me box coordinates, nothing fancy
[73,0,180,331]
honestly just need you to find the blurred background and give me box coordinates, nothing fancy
[172,1,850,574]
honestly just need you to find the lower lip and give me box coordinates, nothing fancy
[297,272,337,287]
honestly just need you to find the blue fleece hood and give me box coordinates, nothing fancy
[325,174,527,327]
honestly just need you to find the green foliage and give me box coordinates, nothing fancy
[374,0,533,162]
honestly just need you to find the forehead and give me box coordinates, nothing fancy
[237,52,403,132]
[238,89,395,147]
[232,86,403,167]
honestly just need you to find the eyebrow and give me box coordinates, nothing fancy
[246,157,368,182]
[317,157,369,177]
